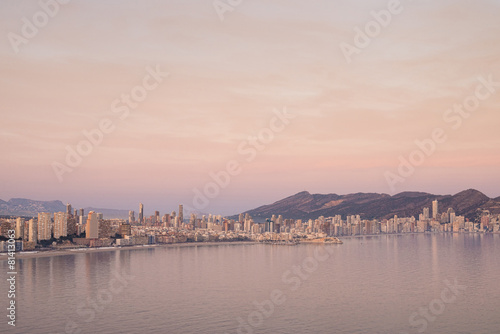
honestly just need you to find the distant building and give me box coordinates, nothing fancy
[423,207,430,220]
[67,216,78,236]
[15,217,24,240]
[86,211,99,239]
[37,212,52,241]
[129,210,135,223]
[179,205,184,223]
[432,200,439,219]
[162,214,170,226]
[54,212,68,238]
[28,219,37,243]
[66,203,72,216]
[139,203,144,224]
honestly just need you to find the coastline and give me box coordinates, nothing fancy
[0,241,257,260]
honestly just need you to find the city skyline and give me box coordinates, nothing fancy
[2,0,500,215]
[1,187,499,218]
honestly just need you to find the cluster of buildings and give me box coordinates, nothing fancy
[1,200,499,252]
[259,200,499,237]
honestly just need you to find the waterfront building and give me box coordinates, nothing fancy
[37,212,52,241]
[86,211,99,239]
[432,200,439,219]
[54,212,68,238]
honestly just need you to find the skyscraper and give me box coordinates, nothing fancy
[15,217,24,240]
[432,200,438,219]
[423,207,430,220]
[129,210,135,223]
[66,203,72,216]
[178,204,183,224]
[139,203,144,224]
[28,219,37,243]
[54,212,68,238]
[86,211,99,239]
[37,212,52,241]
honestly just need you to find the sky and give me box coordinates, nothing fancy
[1,0,500,216]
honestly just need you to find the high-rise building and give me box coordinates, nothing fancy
[66,203,72,216]
[28,219,37,243]
[79,208,84,217]
[432,200,438,219]
[447,208,456,224]
[190,213,197,228]
[423,207,430,220]
[86,211,99,239]
[67,216,78,236]
[37,212,52,241]
[139,203,144,224]
[129,210,135,223]
[178,205,183,223]
[54,212,68,238]
[155,211,160,223]
[15,217,24,240]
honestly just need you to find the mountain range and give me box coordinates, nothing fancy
[2,189,499,222]
[236,189,500,222]
[0,198,130,219]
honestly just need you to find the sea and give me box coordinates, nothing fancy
[1,233,499,334]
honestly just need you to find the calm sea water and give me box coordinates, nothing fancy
[1,234,499,334]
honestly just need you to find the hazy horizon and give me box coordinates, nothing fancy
[1,187,498,217]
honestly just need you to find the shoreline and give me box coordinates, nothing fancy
[2,233,496,260]
[0,241,257,260]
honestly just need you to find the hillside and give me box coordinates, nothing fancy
[238,189,499,221]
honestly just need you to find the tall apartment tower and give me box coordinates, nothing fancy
[178,205,183,224]
[15,217,24,240]
[28,219,37,243]
[423,207,430,220]
[66,203,72,216]
[54,212,68,238]
[129,210,135,223]
[432,200,439,219]
[37,212,52,241]
[86,211,99,239]
[139,203,144,224]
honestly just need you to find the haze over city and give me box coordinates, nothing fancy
[1,0,500,215]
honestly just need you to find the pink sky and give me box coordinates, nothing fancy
[1,0,500,215]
